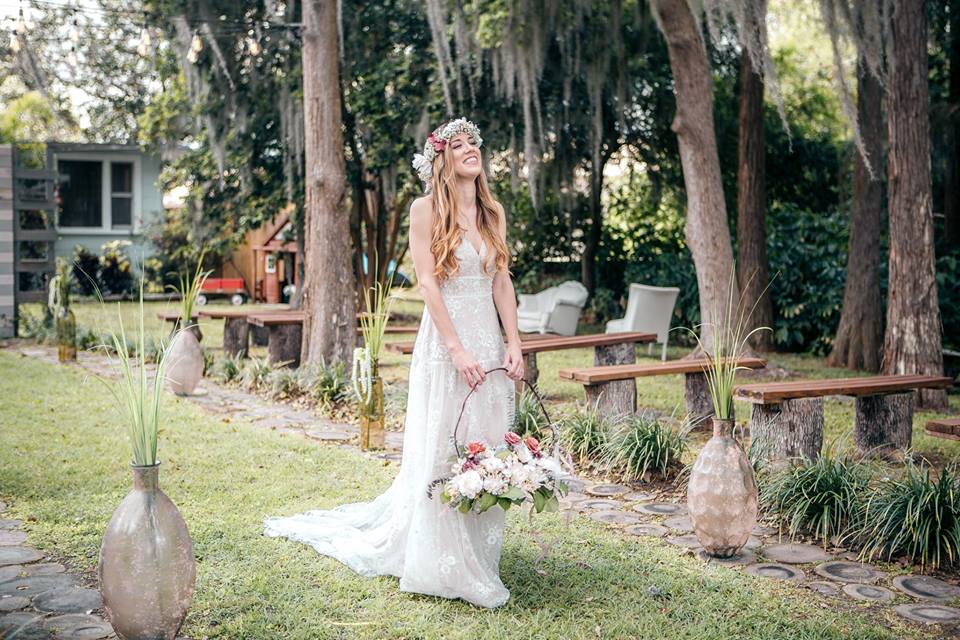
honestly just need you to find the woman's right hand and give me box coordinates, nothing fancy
[449,345,487,388]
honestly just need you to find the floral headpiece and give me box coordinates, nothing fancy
[411,117,483,190]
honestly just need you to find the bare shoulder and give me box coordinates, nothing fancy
[493,200,507,233]
[410,195,434,222]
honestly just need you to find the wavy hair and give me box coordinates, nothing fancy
[428,142,510,282]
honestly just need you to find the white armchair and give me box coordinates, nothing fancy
[605,283,680,360]
[517,281,589,336]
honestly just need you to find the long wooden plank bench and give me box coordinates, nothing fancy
[559,357,767,419]
[387,332,656,390]
[198,307,291,357]
[156,310,201,340]
[734,374,953,460]
[925,418,960,441]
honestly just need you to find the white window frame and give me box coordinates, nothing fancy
[55,152,142,236]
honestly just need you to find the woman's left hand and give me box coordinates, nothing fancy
[502,341,524,381]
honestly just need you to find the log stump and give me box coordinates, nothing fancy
[267,325,302,368]
[684,371,726,428]
[854,392,914,458]
[522,352,539,387]
[223,317,249,358]
[749,398,824,461]
[586,342,637,417]
[250,325,269,347]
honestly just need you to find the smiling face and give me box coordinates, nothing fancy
[447,132,482,180]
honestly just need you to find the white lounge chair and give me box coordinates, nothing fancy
[605,283,680,361]
[517,281,589,336]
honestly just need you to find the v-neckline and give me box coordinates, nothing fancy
[460,231,484,257]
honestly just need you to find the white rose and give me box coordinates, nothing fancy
[483,475,508,495]
[515,444,533,463]
[455,469,484,499]
[511,464,530,486]
[537,457,564,477]
[481,457,504,473]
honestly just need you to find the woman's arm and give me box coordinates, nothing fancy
[409,197,487,388]
[491,203,524,381]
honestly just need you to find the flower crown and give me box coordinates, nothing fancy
[411,117,483,190]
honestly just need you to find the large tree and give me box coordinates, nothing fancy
[883,0,946,408]
[828,59,883,371]
[736,51,773,351]
[299,0,355,365]
[650,0,739,347]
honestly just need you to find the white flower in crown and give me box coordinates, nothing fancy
[411,117,484,190]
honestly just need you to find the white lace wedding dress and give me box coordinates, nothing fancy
[264,238,515,608]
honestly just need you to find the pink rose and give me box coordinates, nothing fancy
[466,441,486,457]
[461,459,478,471]
[524,436,542,458]
[504,432,522,446]
[428,132,447,154]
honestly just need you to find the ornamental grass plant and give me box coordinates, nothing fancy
[514,389,550,440]
[173,250,210,328]
[855,462,960,571]
[558,403,618,463]
[601,412,689,482]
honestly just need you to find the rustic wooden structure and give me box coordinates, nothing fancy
[156,311,201,340]
[247,311,305,367]
[559,357,766,419]
[197,308,264,357]
[734,375,953,460]
[925,418,960,441]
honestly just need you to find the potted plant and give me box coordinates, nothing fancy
[352,269,394,450]
[165,255,209,396]
[98,281,196,640]
[686,276,769,558]
[49,258,76,362]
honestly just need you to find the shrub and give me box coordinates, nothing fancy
[855,463,960,571]
[267,367,301,400]
[558,406,617,462]
[513,389,549,440]
[601,412,688,482]
[300,360,349,407]
[209,355,244,384]
[98,240,135,295]
[18,310,54,342]
[761,451,874,547]
[240,357,272,391]
[72,245,100,296]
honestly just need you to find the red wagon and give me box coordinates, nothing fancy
[196,277,248,306]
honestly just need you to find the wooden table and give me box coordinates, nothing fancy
[735,374,953,460]
[560,357,767,419]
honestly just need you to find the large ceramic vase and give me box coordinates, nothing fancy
[166,329,204,396]
[99,464,196,640]
[360,374,385,450]
[687,418,758,558]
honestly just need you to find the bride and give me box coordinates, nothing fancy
[264,117,525,608]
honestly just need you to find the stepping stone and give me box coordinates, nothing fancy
[892,575,960,602]
[843,583,895,603]
[663,515,693,532]
[0,612,50,639]
[585,483,629,497]
[588,510,643,526]
[564,478,588,492]
[624,523,669,537]
[752,524,777,536]
[0,547,43,566]
[743,536,764,551]
[381,453,403,462]
[808,581,841,597]
[33,587,102,614]
[893,603,960,624]
[745,563,806,582]
[814,561,885,584]
[306,430,354,442]
[0,566,19,582]
[0,520,23,530]
[696,548,756,566]
[633,502,686,516]
[0,531,27,546]
[43,614,113,639]
[666,534,702,549]
[0,595,29,612]
[384,432,405,448]
[578,499,627,511]
[21,563,65,576]
[0,574,76,597]
[760,543,832,565]
[622,491,656,503]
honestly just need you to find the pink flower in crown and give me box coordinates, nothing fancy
[427,132,447,154]
[504,432,522,446]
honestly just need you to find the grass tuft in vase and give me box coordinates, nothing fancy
[353,263,395,450]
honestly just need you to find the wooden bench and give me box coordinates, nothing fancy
[198,307,291,358]
[387,332,656,392]
[247,312,305,367]
[156,311,200,340]
[734,375,953,460]
[925,418,960,441]
[560,357,767,419]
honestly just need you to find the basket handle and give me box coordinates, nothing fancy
[450,367,555,459]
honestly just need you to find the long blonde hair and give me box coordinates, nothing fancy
[429,145,510,282]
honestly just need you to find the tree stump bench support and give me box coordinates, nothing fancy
[223,317,250,358]
[560,357,767,419]
[247,312,305,368]
[925,418,960,441]
[735,375,952,460]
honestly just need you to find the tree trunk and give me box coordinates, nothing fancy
[883,0,947,409]
[588,342,637,416]
[749,398,824,461]
[854,392,914,459]
[735,53,773,353]
[651,0,739,350]
[299,0,356,366]
[945,0,960,245]
[828,59,884,372]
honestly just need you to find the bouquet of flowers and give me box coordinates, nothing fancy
[432,431,570,514]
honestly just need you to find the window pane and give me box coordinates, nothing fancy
[57,160,102,227]
[111,197,132,227]
[111,162,133,193]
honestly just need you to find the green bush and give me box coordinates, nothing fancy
[601,412,688,482]
[72,245,100,296]
[300,360,349,407]
[513,389,550,441]
[558,406,617,462]
[855,463,960,571]
[240,357,273,391]
[98,240,135,296]
[761,451,874,547]
[266,367,301,400]
[209,355,244,384]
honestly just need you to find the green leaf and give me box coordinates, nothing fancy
[440,490,451,504]
[458,499,472,514]
[478,492,498,513]
[533,490,546,513]
[543,495,560,513]
[505,486,526,500]
[498,497,513,511]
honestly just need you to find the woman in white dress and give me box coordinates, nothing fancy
[264,118,525,608]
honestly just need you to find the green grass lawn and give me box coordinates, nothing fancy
[0,350,943,639]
